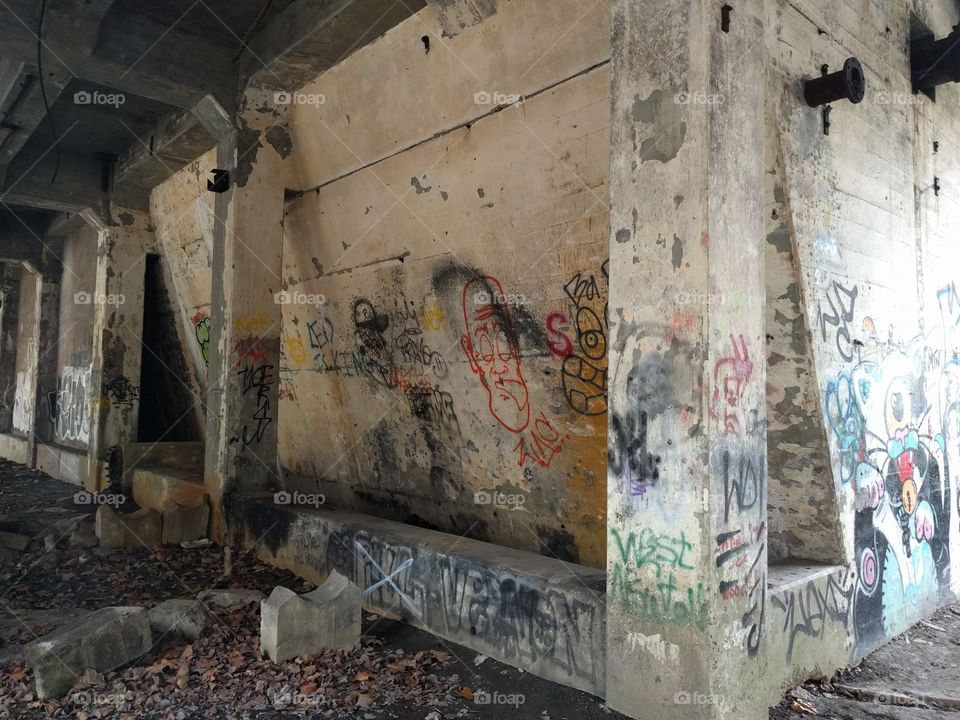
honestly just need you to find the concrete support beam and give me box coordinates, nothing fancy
[0,151,110,216]
[204,90,287,540]
[30,277,60,463]
[44,0,118,57]
[605,1,767,719]
[0,264,21,433]
[84,211,152,490]
[0,70,71,167]
[241,0,426,92]
[12,265,40,442]
[113,96,231,201]
[0,0,234,109]
[0,221,63,279]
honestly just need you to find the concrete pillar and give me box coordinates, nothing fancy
[13,265,40,447]
[0,263,21,433]
[605,2,767,719]
[85,211,152,491]
[204,88,287,540]
[30,275,61,464]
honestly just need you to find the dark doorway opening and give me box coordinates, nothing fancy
[137,254,201,442]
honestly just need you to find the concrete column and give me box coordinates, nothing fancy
[85,211,152,491]
[13,265,40,447]
[0,263,21,433]
[605,2,767,719]
[29,275,61,464]
[204,88,288,540]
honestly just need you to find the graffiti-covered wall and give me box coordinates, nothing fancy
[12,267,37,436]
[150,150,216,401]
[53,227,97,449]
[274,0,611,567]
[765,0,960,684]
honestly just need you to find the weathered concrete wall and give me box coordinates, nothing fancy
[764,0,960,691]
[53,227,97,449]
[277,0,611,568]
[149,150,216,398]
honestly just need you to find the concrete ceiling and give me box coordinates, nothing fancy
[0,0,428,245]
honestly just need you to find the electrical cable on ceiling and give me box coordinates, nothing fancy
[37,0,62,185]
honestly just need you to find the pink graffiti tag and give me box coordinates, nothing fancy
[710,334,753,436]
[546,311,573,359]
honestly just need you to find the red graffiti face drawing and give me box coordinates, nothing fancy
[461,277,530,433]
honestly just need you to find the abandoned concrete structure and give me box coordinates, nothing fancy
[1,0,959,717]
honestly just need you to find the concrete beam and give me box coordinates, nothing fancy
[44,0,117,57]
[0,71,72,167]
[113,95,231,195]
[0,0,235,109]
[0,59,26,116]
[45,211,88,239]
[0,151,110,216]
[241,0,427,92]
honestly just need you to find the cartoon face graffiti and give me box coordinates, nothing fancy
[460,276,530,432]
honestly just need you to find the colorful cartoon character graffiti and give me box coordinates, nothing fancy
[825,332,958,652]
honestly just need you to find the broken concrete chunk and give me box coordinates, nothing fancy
[25,606,152,699]
[69,518,98,549]
[95,506,161,549]
[260,570,360,662]
[197,588,264,608]
[147,599,211,639]
[161,503,209,545]
[0,529,31,551]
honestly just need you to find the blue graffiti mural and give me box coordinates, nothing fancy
[823,284,960,654]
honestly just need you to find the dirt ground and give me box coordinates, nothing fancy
[2,459,959,719]
[0,460,624,720]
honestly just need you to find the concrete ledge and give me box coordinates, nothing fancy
[131,465,207,513]
[764,561,854,702]
[36,442,86,485]
[124,441,204,475]
[234,495,606,697]
[0,432,29,465]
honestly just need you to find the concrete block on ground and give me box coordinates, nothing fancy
[260,570,360,662]
[95,506,161,549]
[197,588,264,608]
[0,529,31,551]
[161,503,209,545]
[147,599,211,639]
[25,607,151,699]
[69,518,98,548]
